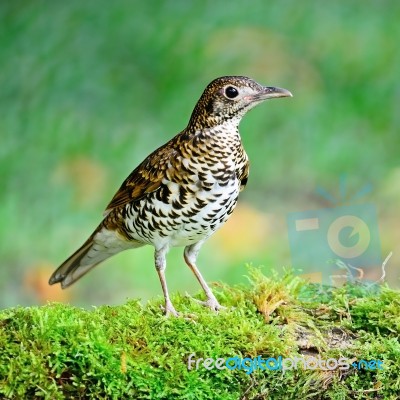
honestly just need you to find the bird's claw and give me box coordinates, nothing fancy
[161,302,180,317]
[185,292,226,312]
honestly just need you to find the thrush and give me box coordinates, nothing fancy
[49,76,292,316]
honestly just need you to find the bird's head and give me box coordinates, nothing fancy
[188,76,292,129]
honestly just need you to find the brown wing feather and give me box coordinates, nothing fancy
[104,138,178,215]
[238,160,250,192]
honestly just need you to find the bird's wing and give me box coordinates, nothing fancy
[104,140,178,215]
[237,160,250,192]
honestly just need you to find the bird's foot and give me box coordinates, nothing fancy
[161,301,180,317]
[186,292,226,312]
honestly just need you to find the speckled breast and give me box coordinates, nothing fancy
[122,173,241,248]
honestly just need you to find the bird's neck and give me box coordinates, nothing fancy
[182,121,242,146]
[177,121,245,169]
[187,115,242,134]
[188,106,243,130]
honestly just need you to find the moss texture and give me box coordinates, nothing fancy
[1,268,399,399]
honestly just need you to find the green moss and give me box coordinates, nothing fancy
[1,268,399,399]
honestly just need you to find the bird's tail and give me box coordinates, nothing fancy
[48,235,101,288]
[49,226,136,289]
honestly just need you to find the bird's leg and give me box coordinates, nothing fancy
[155,247,179,317]
[184,242,224,311]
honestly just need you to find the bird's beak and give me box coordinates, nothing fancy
[257,86,293,100]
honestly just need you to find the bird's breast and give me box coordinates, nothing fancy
[123,169,240,248]
[120,132,247,247]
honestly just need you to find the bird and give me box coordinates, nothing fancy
[49,76,292,316]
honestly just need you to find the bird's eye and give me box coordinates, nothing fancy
[224,86,239,99]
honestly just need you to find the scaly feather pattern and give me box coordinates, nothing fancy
[49,76,292,316]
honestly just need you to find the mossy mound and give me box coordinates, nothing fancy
[1,268,399,399]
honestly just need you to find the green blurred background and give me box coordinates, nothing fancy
[1,0,399,308]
